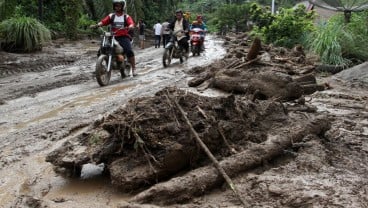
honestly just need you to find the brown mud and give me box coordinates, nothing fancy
[0,33,367,208]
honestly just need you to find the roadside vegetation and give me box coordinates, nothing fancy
[0,0,367,66]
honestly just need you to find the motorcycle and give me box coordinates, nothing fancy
[189,28,205,56]
[162,29,188,68]
[95,27,132,86]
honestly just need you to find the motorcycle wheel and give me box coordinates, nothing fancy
[194,45,200,56]
[163,48,172,68]
[95,55,111,86]
[180,51,189,63]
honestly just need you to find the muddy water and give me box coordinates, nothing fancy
[0,36,226,207]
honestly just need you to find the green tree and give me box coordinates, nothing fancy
[258,4,315,48]
[61,0,82,40]
[209,3,251,33]
[0,0,17,21]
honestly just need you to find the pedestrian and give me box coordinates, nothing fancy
[153,20,162,48]
[90,0,137,76]
[161,19,170,47]
[137,19,145,49]
[168,9,190,56]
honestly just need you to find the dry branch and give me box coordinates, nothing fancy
[225,59,242,69]
[259,61,297,74]
[130,116,330,205]
[234,56,262,69]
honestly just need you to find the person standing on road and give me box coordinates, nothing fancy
[90,0,137,76]
[168,9,190,56]
[137,19,146,49]
[161,19,170,48]
[153,21,162,48]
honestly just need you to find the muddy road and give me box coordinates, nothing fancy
[0,36,225,207]
[1,34,368,208]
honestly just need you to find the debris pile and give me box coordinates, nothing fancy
[47,33,332,206]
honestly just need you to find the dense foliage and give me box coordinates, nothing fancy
[0,15,50,52]
[257,5,315,48]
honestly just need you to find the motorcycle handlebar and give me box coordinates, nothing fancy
[97,26,131,35]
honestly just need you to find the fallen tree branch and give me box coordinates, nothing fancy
[259,61,297,74]
[130,116,330,206]
[233,56,261,69]
[170,94,248,207]
[225,59,241,69]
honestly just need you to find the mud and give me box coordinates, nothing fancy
[0,33,367,208]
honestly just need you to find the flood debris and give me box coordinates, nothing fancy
[46,33,338,206]
[46,82,331,204]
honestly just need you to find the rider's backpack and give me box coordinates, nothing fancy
[110,14,134,39]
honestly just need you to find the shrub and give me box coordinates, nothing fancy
[305,11,368,66]
[0,16,51,52]
[255,5,315,48]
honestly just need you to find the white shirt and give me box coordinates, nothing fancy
[153,23,162,35]
[161,22,170,35]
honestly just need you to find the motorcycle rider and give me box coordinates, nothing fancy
[168,9,190,57]
[190,15,207,51]
[90,0,137,76]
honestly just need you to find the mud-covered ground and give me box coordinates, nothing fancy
[0,34,367,208]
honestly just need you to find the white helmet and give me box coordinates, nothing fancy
[113,0,126,10]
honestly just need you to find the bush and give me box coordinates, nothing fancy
[255,5,315,48]
[0,16,51,52]
[305,11,368,66]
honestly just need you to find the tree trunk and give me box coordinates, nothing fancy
[38,0,43,21]
[130,116,331,205]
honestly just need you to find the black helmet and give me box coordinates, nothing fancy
[113,0,126,10]
[175,9,183,14]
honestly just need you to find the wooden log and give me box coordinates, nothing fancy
[299,65,315,74]
[188,72,212,87]
[293,74,316,84]
[316,64,345,74]
[301,84,325,95]
[130,116,330,205]
[212,76,248,93]
[259,61,297,75]
[171,96,247,207]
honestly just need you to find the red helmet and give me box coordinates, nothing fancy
[196,15,202,20]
